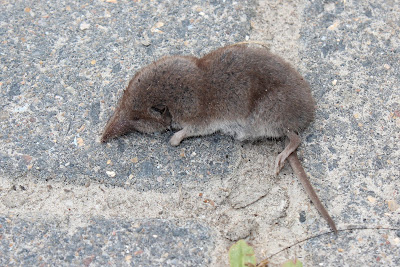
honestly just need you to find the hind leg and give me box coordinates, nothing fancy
[275,131,301,175]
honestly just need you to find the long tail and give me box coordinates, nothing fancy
[288,151,338,234]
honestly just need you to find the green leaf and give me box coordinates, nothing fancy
[281,259,303,267]
[229,240,257,267]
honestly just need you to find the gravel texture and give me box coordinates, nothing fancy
[0,215,212,266]
[296,1,400,264]
[0,0,254,189]
[300,0,400,232]
[1,0,399,266]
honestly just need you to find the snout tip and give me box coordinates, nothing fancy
[100,132,111,143]
[100,129,112,143]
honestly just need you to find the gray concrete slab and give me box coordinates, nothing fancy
[0,0,253,188]
[1,0,399,266]
[0,215,212,266]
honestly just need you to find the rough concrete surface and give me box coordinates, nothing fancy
[1,0,399,266]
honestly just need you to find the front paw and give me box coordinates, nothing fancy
[169,135,182,146]
[169,129,187,146]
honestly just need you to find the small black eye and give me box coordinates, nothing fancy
[150,104,167,115]
[138,79,141,83]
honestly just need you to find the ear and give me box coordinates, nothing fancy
[149,104,169,118]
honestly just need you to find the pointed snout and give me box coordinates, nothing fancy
[100,127,113,143]
[101,111,132,143]
[101,119,118,143]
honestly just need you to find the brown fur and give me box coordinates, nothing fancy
[101,45,337,233]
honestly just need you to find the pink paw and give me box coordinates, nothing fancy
[274,155,286,175]
[169,135,182,146]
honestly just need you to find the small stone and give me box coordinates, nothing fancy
[387,200,399,211]
[328,21,340,31]
[332,79,337,85]
[367,196,376,203]
[134,250,143,256]
[141,39,151,47]
[80,22,91,30]
[162,253,169,258]
[383,64,390,70]
[56,112,65,122]
[106,171,116,177]
[151,22,164,33]
[299,211,306,223]
[77,124,85,133]
[66,86,76,95]
[125,255,132,263]
[77,137,84,147]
